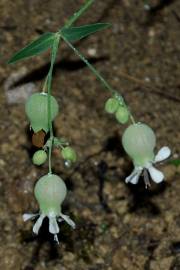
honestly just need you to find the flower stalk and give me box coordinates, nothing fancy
[61,35,135,124]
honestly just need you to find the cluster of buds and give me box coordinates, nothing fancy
[25,92,77,167]
[105,95,129,124]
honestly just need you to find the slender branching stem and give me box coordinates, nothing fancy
[62,35,135,124]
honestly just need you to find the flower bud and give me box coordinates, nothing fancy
[32,150,47,166]
[25,92,59,133]
[105,98,119,114]
[61,147,77,163]
[115,106,129,124]
[34,174,67,216]
[122,123,156,166]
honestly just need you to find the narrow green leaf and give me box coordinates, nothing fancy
[8,32,56,64]
[169,159,180,167]
[61,23,111,42]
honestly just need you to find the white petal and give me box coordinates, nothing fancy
[148,166,164,183]
[155,147,171,163]
[60,213,76,229]
[23,213,39,222]
[49,217,59,234]
[125,168,142,184]
[33,215,45,234]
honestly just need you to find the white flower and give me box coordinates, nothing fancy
[122,123,171,188]
[23,173,75,243]
[125,146,171,188]
[23,211,75,244]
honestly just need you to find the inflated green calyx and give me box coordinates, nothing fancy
[122,123,156,166]
[24,174,75,241]
[25,92,59,133]
[34,174,67,216]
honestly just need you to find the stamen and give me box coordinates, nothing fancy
[143,169,151,189]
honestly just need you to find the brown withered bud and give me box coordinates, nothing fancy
[32,130,46,148]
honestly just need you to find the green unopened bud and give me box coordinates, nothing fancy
[61,147,77,163]
[25,92,59,133]
[105,98,119,114]
[115,106,129,124]
[34,174,67,216]
[32,150,47,166]
[122,123,156,166]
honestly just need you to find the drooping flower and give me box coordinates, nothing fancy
[23,173,75,243]
[122,123,171,188]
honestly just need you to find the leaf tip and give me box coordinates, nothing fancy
[7,59,13,65]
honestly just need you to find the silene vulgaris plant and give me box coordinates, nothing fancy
[8,0,171,243]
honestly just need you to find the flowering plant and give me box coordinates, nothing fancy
[8,0,171,243]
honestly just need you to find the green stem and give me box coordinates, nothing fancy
[42,76,48,93]
[45,0,96,173]
[65,0,95,28]
[43,0,95,93]
[47,34,60,173]
[62,35,135,123]
[63,36,116,95]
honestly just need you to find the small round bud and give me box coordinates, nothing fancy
[61,147,77,163]
[32,150,47,166]
[34,174,67,215]
[115,106,129,124]
[122,123,156,166]
[105,98,119,114]
[25,92,59,133]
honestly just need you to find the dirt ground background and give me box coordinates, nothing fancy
[0,0,180,269]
